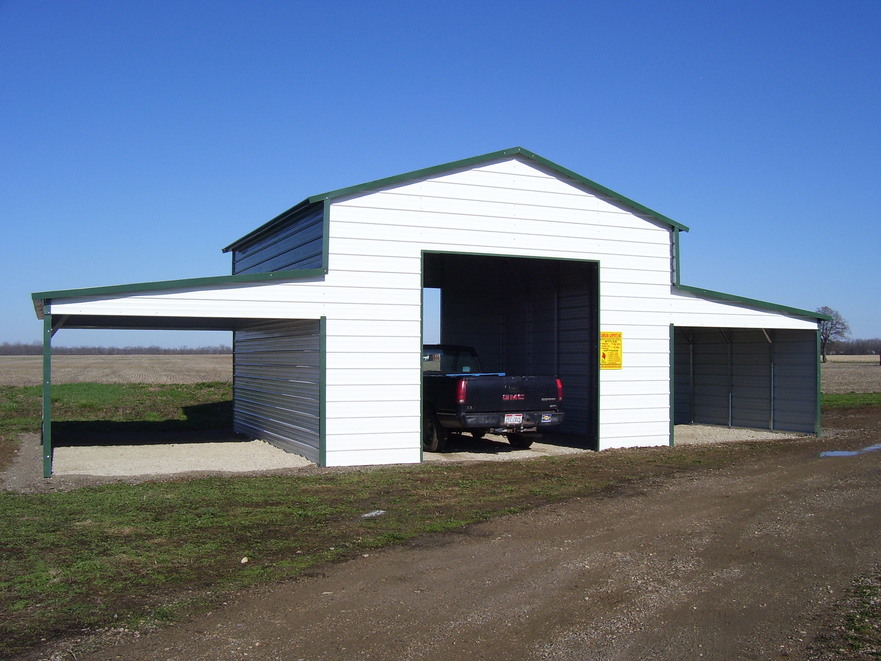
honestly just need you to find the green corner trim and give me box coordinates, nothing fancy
[321,199,331,273]
[815,329,823,437]
[42,314,53,478]
[675,284,829,321]
[594,266,602,452]
[669,323,675,447]
[318,316,327,468]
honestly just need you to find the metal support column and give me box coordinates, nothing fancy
[41,313,53,478]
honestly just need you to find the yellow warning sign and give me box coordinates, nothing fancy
[600,332,623,370]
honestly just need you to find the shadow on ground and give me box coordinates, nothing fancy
[52,401,240,447]
[433,431,595,457]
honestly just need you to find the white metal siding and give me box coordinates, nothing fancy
[328,157,676,456]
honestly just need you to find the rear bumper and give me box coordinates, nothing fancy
[439,411,564,431]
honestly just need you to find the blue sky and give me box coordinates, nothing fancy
[2,0,879,347]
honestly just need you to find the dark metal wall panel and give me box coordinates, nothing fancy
[691,328,731,426]
[674,326,818,434]
[773,329,819,432]
[429,253,597,442]
[673,328,694,424]
[233,319,321,462]
[731,330,772,428]
[233,205,324,274]
[554,264,598,438]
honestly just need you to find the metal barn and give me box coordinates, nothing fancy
[32,148,824,475]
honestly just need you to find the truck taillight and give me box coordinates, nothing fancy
[556,378,564,402]
[457,378,467,404]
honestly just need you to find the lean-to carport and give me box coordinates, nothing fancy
[673,326,821,434]
[32,271,327,477]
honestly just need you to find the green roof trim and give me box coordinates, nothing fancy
[32,268,326,319]
[308,147,690,232]
[675,284,830,321]
[223,147,691,253]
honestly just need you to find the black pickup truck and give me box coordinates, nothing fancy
[421,344,564,451]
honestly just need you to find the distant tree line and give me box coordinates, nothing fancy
[828,338,881,356]
[0,342,231,355]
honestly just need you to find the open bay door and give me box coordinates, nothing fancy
[424,253,599,447]
[673,327,819,434]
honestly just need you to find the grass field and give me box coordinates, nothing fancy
[822,355,881,394]
[0,354,232,386]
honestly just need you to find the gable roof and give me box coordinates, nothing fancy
[223,147,690,253]
[33,147,827,327]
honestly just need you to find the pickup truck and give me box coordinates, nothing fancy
[421,344,564,451]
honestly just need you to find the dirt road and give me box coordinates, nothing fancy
[76,411,881,661]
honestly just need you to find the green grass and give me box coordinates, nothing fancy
[809,568,881,658]
[0,449,774,657]
[0,382,875,658]
[822,392,881,408]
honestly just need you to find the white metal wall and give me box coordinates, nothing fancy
[327,157,677,453]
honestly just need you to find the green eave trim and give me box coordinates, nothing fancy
[32,268,326,319]
[675,284,830,321]
[306,147,690,233]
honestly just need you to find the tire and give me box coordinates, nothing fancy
[423,412,448,452]
[471,429,489,440]
[507,433,534,449]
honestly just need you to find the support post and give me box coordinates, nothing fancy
[41,313,53,478]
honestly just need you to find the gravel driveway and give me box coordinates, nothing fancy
[67,408,881,661]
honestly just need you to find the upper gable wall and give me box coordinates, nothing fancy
[326,157,676,289]
[231,204,325,275]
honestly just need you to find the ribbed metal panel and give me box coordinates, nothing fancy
[773,329,819,432]
[673,328,694,424]
[691,328,730,425]
[233,205,324,274]
[233,319,321,462]
[555,264,598,440]
[731,329,771,428]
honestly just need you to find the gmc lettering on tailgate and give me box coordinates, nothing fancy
[502,393,526,401]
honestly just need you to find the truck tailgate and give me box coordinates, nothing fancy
[461,375,560,412]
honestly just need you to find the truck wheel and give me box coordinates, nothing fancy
[423,413,448,452]
[507,433,533,449]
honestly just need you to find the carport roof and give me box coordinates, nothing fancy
[675,284,830,322]
[31,268,324,323]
